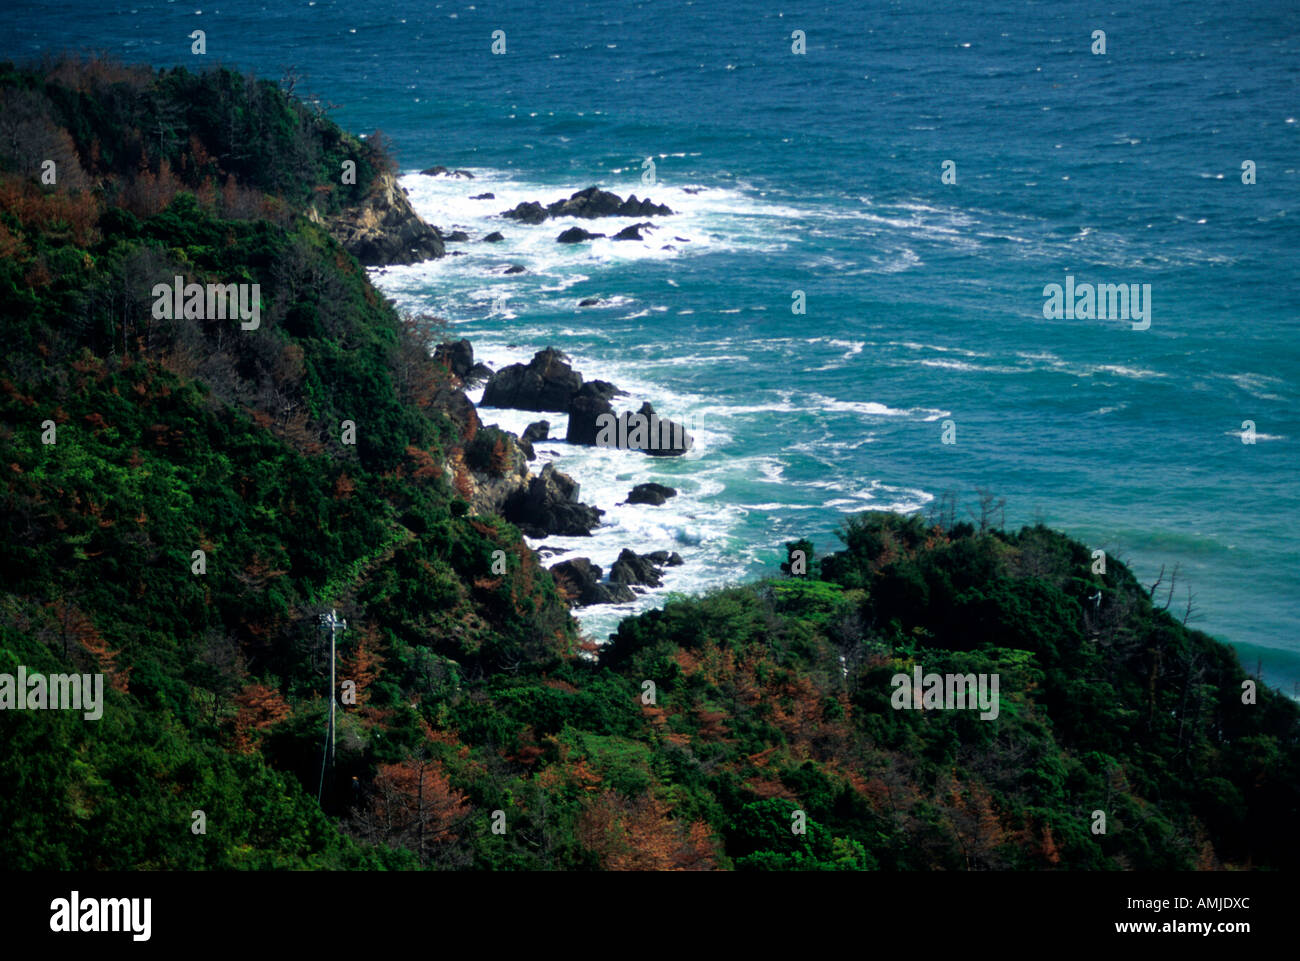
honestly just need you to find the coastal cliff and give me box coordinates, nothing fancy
[320,170,445,266]
[1,58,1297,872]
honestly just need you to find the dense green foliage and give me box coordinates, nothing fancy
[1,58,1296,871]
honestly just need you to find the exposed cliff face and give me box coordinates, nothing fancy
[324,171,445,266]
[465,430,531,517]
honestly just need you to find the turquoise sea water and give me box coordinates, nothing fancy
[5,0,1297,688]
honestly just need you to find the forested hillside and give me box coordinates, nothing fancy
[1,58,1295,870]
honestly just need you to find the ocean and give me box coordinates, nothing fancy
[5,0,1297,689]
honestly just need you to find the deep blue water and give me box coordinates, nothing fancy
[4,0,1297,689]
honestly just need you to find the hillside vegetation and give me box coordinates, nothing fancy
[1,58,1295,870]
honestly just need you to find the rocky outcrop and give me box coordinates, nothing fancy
[506,201,548,225]
[557,226,605,243]
[470,192,495,200]
[481,348,583,412]
[645,550,684,567]
[625,482,677,506]
[326,172,445,266]
[612,222,654,241]
[434,339,475,380]
[504,463,603,537]
[433,339,493,389]
[566,399,692,456]
[432,385,481,441]
[584,380,624,403]
[420,165,474,178]
[578,297,602,307]
[502,186,673,223]
[549,557,635,606]
[464,428,530,517]
[522,421,550,444]
[483,231,505,242]
[609,549,668,588]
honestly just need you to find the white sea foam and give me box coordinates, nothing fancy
[370,168,965,637]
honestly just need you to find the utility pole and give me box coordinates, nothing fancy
[316,608,347,804]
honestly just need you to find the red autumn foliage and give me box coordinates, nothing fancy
[577,789,718,871]
[231,682,290,753]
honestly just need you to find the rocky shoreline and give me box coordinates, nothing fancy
[435,337,695,608]
[331,166,695,612]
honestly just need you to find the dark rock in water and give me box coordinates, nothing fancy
[517,436,536,460]
[632,403,693,456]
[445,230,470,242]
[502,200,549,224]
[420,165,474,179]
[683,187,703,195]
[504,264,526,274]
[566,398,692,456]
[661,245,676,251]
[433,339,476,381]
[464,362,493,388]
[505,463,603,537]
[325,172,445,266]
[482,347,583,412]
[537,545,570,559]
[626,482,678,506]
[470,192,496,200]
[609,548,664,588]
[502,186,674,223]
[557,226,605,243]
[674,236,690,242]
[578,297,601,307]
[483,231,505,242]
[645,550,684,567]
[563,380,628,447]
[612,222,654,241]
[565,390,613,447]
[582,380,625,402]
[549,557,636,606]
[522,420,550,444]
[548,186,673,219]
